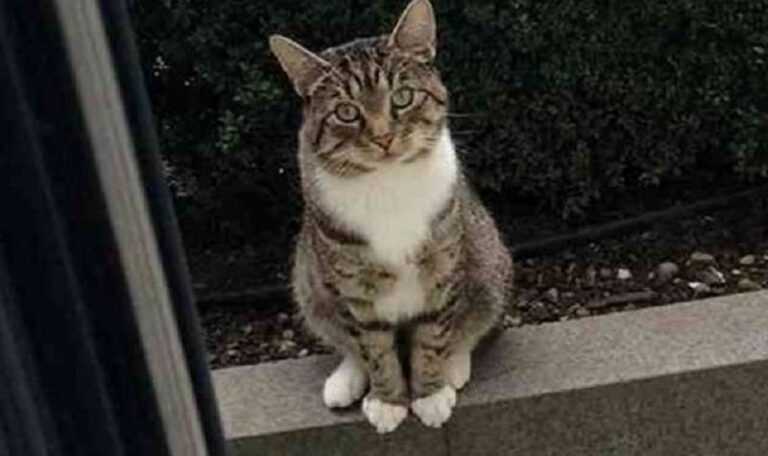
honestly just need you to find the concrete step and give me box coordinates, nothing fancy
[213,291,768,456]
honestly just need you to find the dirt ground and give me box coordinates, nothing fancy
[191,197,767,370]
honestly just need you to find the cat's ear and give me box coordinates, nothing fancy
[388,0,437,61]
[269,35,331,96]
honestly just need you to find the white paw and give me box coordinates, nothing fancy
[323,357,368,408]
[361,396,408,434]
[445,351,471,390]
[411,385,457,428]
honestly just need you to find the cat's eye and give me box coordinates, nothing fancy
[334,103,360,123]
[392,87,415,109]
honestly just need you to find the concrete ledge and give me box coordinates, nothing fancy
[213,291,768,455]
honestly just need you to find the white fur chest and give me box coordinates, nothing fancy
[315,130,458,322]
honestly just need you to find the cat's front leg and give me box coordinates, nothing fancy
[357,329,409,433]
[409,321,457,428]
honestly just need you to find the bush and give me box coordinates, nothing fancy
[131,0,768,234]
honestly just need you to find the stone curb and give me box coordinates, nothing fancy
[214,291,768,455]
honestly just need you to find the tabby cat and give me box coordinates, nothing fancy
[269,0,513,433]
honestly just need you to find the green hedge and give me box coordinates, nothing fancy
[132,0,767,230]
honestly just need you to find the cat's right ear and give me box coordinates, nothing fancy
[269,35,331,97]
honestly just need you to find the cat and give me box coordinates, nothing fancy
[269,0,513,433]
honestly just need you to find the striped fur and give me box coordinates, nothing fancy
[272,0,513,432]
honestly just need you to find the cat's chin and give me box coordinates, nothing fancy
[368,149,431,167]
[376,153,403,163]
[354,155,402,171]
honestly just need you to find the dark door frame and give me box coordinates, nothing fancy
[0,1,228,454]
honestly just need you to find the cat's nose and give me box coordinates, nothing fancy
[371,133,395,151]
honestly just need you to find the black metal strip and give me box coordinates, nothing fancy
[98,1,229,454]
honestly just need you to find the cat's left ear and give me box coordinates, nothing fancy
[269,35,331,97]
[388,0,437,62]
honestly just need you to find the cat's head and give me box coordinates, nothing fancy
[269,0,447,176]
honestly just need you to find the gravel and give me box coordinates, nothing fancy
[655,262,680,284]
[617,268,633,280]
[695,266,727,286]
[689,252,716,265]
[738,278,762,292]
[739,255,757,266]
[688,282,712,296]
[198,208,768,369]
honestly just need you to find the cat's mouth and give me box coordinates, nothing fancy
[365,144,405,164]
[370,140,429,164]
[367,146,431,166]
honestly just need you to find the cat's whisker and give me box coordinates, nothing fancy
[450,129,481,136]
[446,112,485,118]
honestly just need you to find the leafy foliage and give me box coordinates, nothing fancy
[131,0,767,236]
